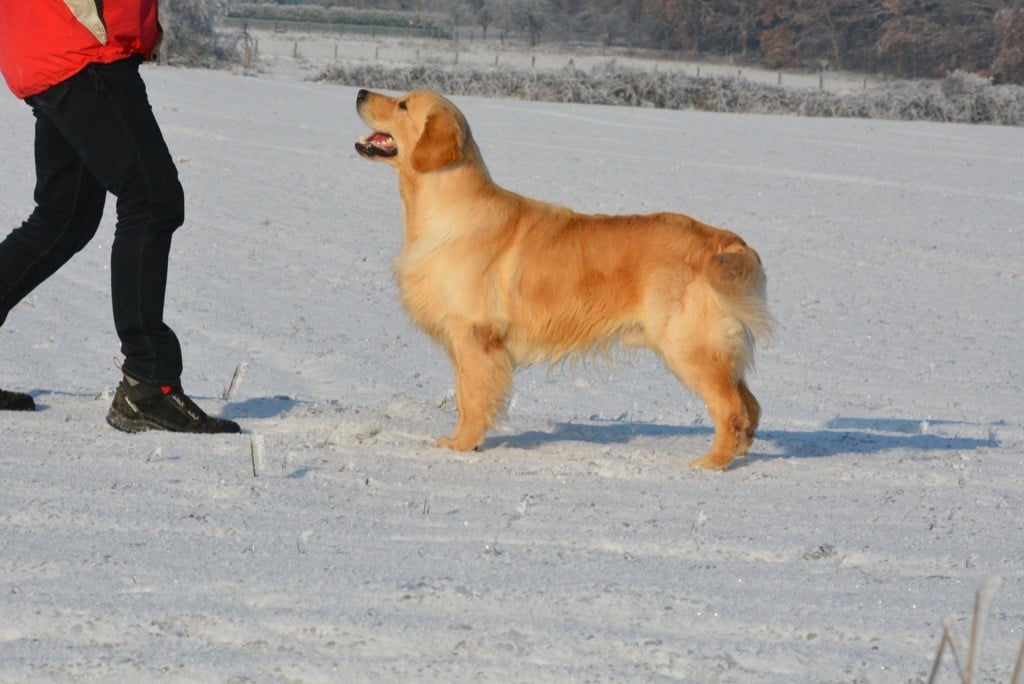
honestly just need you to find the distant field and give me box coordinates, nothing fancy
[225,24,878,95]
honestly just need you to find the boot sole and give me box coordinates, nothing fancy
[106,409,162,433]
[106,407,241,434]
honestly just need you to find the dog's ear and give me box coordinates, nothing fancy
[411,112,463,172]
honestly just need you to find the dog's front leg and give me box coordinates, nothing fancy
[435,323,513,451]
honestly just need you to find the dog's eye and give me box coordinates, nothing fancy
[398,100,408,111]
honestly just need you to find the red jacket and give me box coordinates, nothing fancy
[0,0,161,99]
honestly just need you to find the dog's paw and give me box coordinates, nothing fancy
[689,453,733,471]
[434,435,479,451]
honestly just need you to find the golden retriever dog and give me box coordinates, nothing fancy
[355,89,773,470]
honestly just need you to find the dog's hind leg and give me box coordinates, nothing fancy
[737,378,761,441]
[662,347,751,471]
[435,323,513,451]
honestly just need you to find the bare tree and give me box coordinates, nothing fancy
[482,0,555,45]
[993,3,1024,83]
[519,0,647,47]
[159,0,231,66]
[876,0,1003,78]
[462,0,495,39]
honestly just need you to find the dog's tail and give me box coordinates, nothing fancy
[704,244,776,360]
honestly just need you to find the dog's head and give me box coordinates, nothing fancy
[355,89,468,173]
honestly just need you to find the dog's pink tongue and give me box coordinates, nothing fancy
[368,132,392,144]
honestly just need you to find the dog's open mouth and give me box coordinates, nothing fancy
[355,131,397,158]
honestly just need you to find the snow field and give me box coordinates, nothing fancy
[1,63,1022,682]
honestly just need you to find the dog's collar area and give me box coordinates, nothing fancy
[355,131,397,158]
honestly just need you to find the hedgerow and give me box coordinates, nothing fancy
[316,62,1024,126]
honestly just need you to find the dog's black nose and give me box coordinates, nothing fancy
[356,89,369,104]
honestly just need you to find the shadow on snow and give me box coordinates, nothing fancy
[484,416,999,462]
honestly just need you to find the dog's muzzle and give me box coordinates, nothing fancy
[355,131,397,158]
[355,90,398,158]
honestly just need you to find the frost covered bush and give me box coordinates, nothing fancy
[317,62,1024,126]
[809,73,1024,125]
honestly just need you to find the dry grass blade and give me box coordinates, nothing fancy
[927,578,1009,684]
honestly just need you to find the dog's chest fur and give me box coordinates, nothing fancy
[394,196,510,343]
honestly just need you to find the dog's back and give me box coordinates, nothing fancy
[499,209,772,366]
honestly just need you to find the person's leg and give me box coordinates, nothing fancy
[31,59,185,385]
[0,82,108,413]
[0,98,107,327]
[74,61,238,434]
[97,59,186,385]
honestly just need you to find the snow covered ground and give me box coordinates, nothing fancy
[1,59,1022,682]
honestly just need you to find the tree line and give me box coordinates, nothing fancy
[306,0,1024,85]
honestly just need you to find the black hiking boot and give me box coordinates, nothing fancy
[106,378,241,434]
[0,388,35,411]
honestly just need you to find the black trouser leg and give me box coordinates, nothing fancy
[0,58,185,384]
[0,111,106,324]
